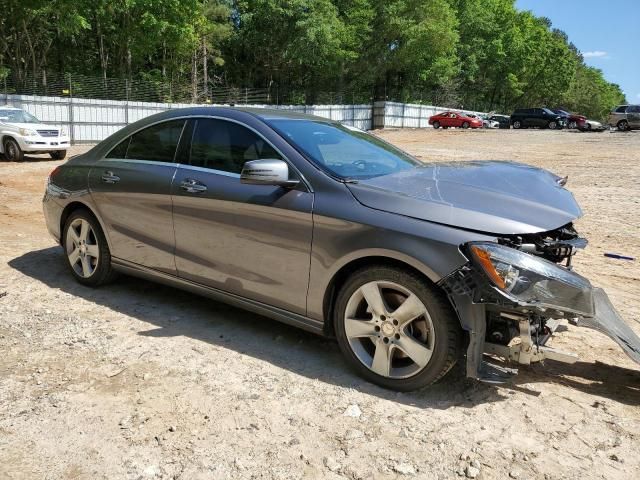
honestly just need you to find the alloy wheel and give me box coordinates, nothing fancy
[344,281,435,379]
[65,218,100,278]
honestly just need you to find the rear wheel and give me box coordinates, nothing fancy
[50,150,67,160]
[617,120,629,132]
[334,266,462,391]
[432,121,440,129]
[63,210,115,287]
[3,138,24,162]
[512,120,522,129]
[461,121,470,129]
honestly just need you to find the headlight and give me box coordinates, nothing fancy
[19,128,38,136]
[468,242,594,315]
[60,128,68,136]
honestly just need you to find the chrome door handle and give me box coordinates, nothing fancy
[101,171,120,184]
[180,178,207,193]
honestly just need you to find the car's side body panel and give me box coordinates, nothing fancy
[88,159,179,275]
[172,164,314,315]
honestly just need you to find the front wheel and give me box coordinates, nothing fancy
[461,121,470,129]
[548,121,558,130]
[432,121,440,129]
[512,120,521,129]
[50,150,67,160]
[63,209,115,287]
[334,266,462,391]
[568,121,577,130]
[4,138,24,162]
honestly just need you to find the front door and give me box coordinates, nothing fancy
[627,105,640,128]
[88,119,185,274]
[171,118,313,315]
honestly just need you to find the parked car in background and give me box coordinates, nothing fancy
[0,106,70,161]
[429,111,483,129]
[551,109,587,130]
[583,119,607,132]
[468,114,498,129]
[43,107,640,391]
[510,108,566,130]
[608,105,640,131]
[487,114,511,129]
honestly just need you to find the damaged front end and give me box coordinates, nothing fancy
[440,223,640,383]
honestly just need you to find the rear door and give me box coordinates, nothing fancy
[171,117,313,314]
[89,119,186,274]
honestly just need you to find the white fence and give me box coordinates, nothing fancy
[3,93,486,144]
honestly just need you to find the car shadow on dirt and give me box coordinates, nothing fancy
[9,246,640,407]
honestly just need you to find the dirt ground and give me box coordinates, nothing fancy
[1,128,639,480]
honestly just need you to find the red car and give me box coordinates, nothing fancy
[429,111,483,129]
[551,109,587,130]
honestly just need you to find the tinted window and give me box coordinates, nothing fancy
[126,120,185,162]
[628,105,640,113]
[106,137,130,159]
[615,106,628,113]
[189,119,281,173]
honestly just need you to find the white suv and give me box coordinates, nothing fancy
[0,106,70,161]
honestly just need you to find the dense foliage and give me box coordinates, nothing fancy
[0,0,625,118]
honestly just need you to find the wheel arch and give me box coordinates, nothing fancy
[59,201,112,250]
[321,254,443,337]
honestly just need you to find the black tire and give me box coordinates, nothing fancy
[512,120,521,129]
[617,120,629,132]
[333,265,462,391]
[547,121,558,130]
[432,121,440,129]
[4,138,24,162]
[568,121,577,130]
[461,121,470,129]
[62,209,116,287]
[50,150,67,160]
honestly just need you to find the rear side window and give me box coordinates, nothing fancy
[628,105,640,113]
[106,137,130,159]
[615,106,628,113]
[126,120,185,162]
[189,119,281,174]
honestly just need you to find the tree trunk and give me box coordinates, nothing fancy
[203,40,208,99]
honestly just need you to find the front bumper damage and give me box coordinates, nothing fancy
[441,264,640,383]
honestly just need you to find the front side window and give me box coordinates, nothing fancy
[189,119,281,173]
[268,119,420,180]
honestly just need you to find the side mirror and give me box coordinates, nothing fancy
[240,159,299,188]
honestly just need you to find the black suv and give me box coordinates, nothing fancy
[510,108,566,130]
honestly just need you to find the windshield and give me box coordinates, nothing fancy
[267,119,420,180]
[0,109,40,123]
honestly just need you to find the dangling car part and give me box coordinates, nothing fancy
[441,235,640,383]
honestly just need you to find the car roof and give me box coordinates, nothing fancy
[152,106,335,123]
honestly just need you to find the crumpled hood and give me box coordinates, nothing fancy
[346,161,582,234]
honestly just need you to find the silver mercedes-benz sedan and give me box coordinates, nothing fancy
[43,107,640,390]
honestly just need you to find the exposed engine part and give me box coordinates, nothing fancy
[497,223,587,265]
[484,311,578,365]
